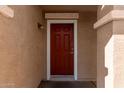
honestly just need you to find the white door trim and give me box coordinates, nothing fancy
[47,20,78,80]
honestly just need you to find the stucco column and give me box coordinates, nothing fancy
[94,5,124,88]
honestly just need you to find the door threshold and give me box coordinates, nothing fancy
[50,75,75,81]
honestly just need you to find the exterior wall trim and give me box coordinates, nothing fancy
[0,5,14,18]
[45,13,79,19]
[47,20,78,80]
[94,10,124,29]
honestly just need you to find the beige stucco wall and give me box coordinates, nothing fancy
[114,5,124,10]
[0,5,97,87]
[42,12,97,81]
[97,5,124,88]
[41,12,47,80]
[97,5,113,20]
[113,20,124,87]
[97,5,114,88]
[97,22,113,87]
[78,12,97,81]
[0,5,44,87]
[97,19,124,88]
[112,5,124,88]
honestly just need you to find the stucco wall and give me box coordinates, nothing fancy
[78,12,97,81]
[112,6,124,88]
[97,18,124,88]
[114,5,124,10]
[42,12,97,81]
[113,20,124,87]
[97,5,113,20]
[97,22,113,87]
[97,5,124,20]
[96,5,124,88]
[96,5,114,88]
[0,5,97,87]
[0,6,43,87]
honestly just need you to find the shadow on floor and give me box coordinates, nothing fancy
[38,81,96,88]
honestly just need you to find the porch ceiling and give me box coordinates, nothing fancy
[41,5,97,12]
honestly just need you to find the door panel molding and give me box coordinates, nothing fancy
[47,20,78,80]
[51,24,74,75]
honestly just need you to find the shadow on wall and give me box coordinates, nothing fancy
[97,22,113,87]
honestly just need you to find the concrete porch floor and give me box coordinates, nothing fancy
[38,81,96,88]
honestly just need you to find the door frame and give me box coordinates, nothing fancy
[47,20,77,80]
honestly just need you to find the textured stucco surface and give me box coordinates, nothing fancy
[0,5,44,87]
[77,12,97,81]
[97,20,124,88]
[0,5,97,87]
[97,5,114,88]
[114,5,124,10]
[113,20,124,87]
[97,5,113,20]
[97,5,124,20]
[97,5,124,88]
[42,12,97,81]
[112,6,124,88]
[97,22,113,88]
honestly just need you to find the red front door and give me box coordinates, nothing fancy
[50,23,74,75]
